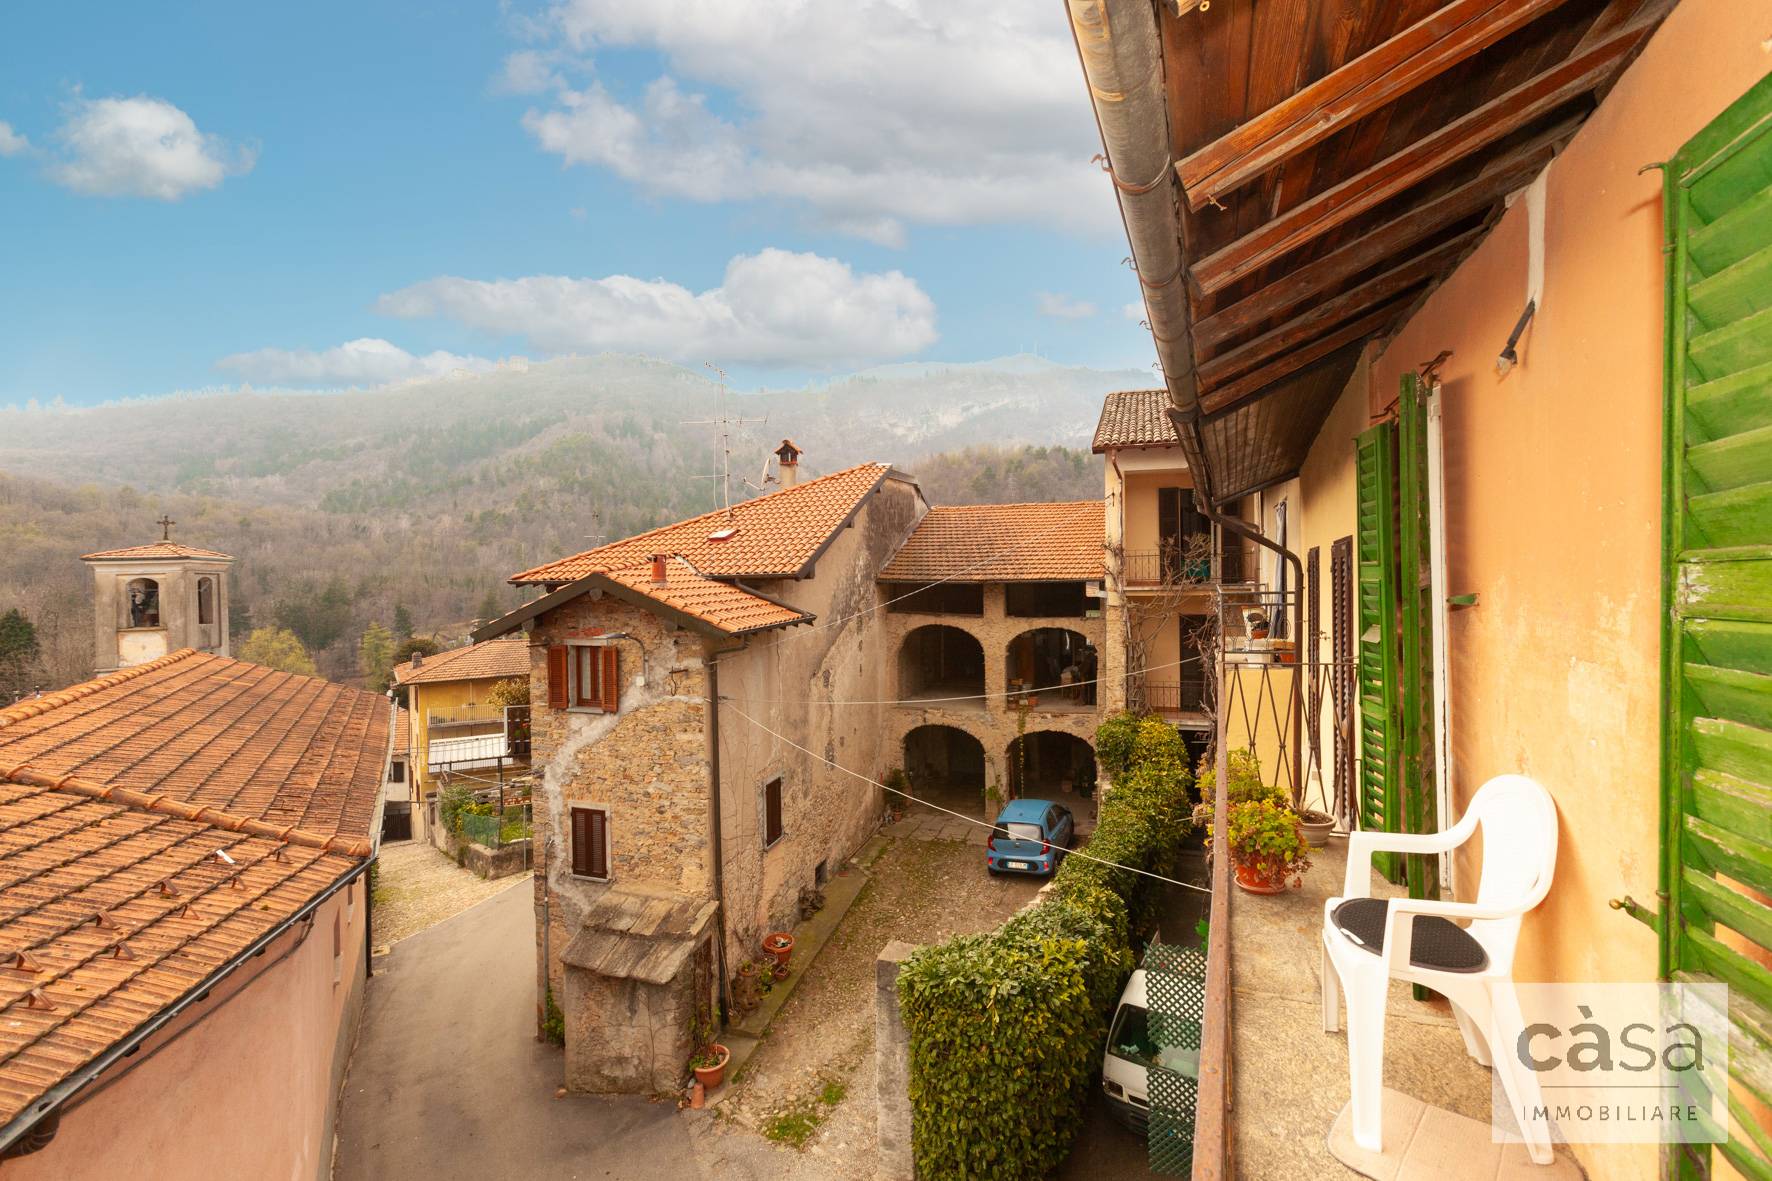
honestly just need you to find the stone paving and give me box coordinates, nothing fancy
[370,838,524,947]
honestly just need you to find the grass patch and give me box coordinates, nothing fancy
[760,1102,824,1148]
[819,1079,847,1106]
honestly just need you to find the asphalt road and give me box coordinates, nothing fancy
[333,882,699,1181]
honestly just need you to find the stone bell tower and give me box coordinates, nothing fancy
[81,517,234,673]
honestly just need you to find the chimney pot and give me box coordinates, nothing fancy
[651,554,669,584]
[774,439,803,489]
[411,652,423,668]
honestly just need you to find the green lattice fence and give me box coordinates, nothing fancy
[1144,942,1206,1175]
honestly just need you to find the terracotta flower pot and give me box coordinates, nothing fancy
[1234,861,1289,895]
[763,931,795,966]
[692,1044,730,1090]
[770,960,791,982]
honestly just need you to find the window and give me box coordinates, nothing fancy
[331,912,342,985]
[546,643,619,712]
[389,758,405,784]
[196,576,215,625]
[1271,500,1289,638]
[570,805,610,880]
[124,578,160,628]
[762,778,784,849]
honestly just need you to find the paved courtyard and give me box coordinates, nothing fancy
[371,837,524,947]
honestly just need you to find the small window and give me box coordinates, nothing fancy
[548,643,619,712]
[762,778,784,849]
[125,578,161,628]
[570,805,610,880]
[389,758,405,784]
[331,912,342,986]
[814,859,828,886]
[197,576,216,625]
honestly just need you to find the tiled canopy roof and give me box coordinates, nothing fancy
[509,463,892,585]
[392,706,410,755]
[879,502,1105,583]
[393,634,531,686]
[1091,390,1181,452]
[80,542,234,562]
[603,560,813,636]
[0,650,389,1139]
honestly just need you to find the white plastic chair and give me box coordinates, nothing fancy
[1320,774,1559,1164]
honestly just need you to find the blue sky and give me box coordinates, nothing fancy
[0,1,1159,406]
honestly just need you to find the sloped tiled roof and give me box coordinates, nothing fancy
[80,541,234,562]
[1091,390,1181,452]
[393,634,530,687]
[510,463,892,585]
[0,650,389,1136]
[392,706,410,755]
[879,502,1105,582]
[603,560,813,636]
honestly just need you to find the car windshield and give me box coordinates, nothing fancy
[1108,1003,1158,1069]
[1003,822,1043,842]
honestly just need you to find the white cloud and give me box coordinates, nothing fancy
[1122,301,1147,324]
[495,49,562,95]
[1036,292,1097,320]
[512,2,1111,243]
[376,248,937,367]
[51,95,253,200]
[215,338,496,385]
[0,122,28,157]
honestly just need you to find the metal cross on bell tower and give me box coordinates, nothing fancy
[156,515,176,541]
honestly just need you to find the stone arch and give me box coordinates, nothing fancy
[902,724,988,813]
[1004,626,1097,706]
[897,624,985,704]
[123,577,161,629]
[1005,729,1097,799]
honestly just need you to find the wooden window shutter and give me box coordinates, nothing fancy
[1659,75,1772,1181]
[1353,422,1404,884]
[598,646,619,713]
[546,645,569,710]
[570,806,610,879]
[570,807,589,875]
[763,779,783,847]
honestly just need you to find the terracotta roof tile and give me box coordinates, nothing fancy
[879,502,1105,582]
[391,707,410,755]
[392,634,530,686]
[603,561,812,636]
[80,542,234,562]
[0,650,390,1135]
[510,463,892,585]
[1092,390,1180,452]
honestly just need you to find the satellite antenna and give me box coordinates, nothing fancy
[682,363,765,516]
[740,446,778,497]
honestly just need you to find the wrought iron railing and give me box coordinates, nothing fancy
[1139,678,1209,717]
[1121,545,1256,587]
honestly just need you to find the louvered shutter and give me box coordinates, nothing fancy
[1354,422,1404,884]
[1660,73,1772,1181]
[598,646,619,713]
[546,645,569,710]
[1396,374,1441,904]
[571,806,609,879]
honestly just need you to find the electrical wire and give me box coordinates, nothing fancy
[722,701,1213,896]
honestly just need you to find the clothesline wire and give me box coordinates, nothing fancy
[723,701,1213,896]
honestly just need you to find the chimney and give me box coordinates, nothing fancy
[651,554,669,584]
[774,439,803,490]
[411,652,423,669]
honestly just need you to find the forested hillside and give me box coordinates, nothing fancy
[0,355,1127,691]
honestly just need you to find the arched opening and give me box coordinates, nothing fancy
[903,725,987,815]
[1004,627,1097,709]
[898,624,984,707]
[197,577,216,626]
[124,578,161,629]
[1006,731,1096,800]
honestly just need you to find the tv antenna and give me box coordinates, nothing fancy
[682,363,765,516]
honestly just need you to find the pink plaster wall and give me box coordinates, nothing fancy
[8,875,368,1181]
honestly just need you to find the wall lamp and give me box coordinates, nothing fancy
[1496,299,1537,377]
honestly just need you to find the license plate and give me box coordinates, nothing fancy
[1008,861,1031,870]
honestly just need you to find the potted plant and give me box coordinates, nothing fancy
[1297,805,1336,846]
[691,1042,731,1089]
[770,959,791,983]
[733,961,762,1013]
[762,931,794,966]
[1226,799,1311,894]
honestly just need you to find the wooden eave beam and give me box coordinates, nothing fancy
[1190,9,1661,297]
[1192,141,1555,351]
[1177,0,1574,209]
[1199,297,1416,416]
[1196,229,1485,387]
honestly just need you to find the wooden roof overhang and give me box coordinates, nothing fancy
[1134,0,1673,501]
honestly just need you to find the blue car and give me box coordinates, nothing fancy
[986,799,1076,876]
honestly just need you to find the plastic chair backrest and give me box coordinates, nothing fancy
[1467,774,1558,914]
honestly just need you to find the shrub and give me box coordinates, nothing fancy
[1093,711,1141,784]
[1195,747,1284,807]
[1226,799,1311,886]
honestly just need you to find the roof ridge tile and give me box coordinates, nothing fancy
[0,649,202,730]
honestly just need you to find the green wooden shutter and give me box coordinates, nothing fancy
[1355,423,1404,884]
[1661,71,1772,1181]
[1397,374,1442,904]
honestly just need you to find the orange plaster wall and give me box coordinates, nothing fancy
[8,877,368,1181]
[1364,7,1769,1176]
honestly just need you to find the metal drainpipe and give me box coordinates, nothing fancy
[703,640,745,1020]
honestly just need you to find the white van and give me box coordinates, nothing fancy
[1101,968,1201,1132]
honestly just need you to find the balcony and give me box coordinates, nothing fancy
[424,703,531,770]
[1120,544,1256,589]
[1136,677,1210,727]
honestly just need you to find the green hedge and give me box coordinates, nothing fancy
[897,713,1193,1179]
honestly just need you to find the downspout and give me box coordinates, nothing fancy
[1067,0,1203,433]
[703,640,746,1020]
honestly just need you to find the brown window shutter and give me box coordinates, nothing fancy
[570,807,590,876]
[599,646,620,713]
[764,779,783,846]
[547,645,569,710]
[588,808,609,878]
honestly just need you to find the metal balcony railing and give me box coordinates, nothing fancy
[1120,545,1257,588]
